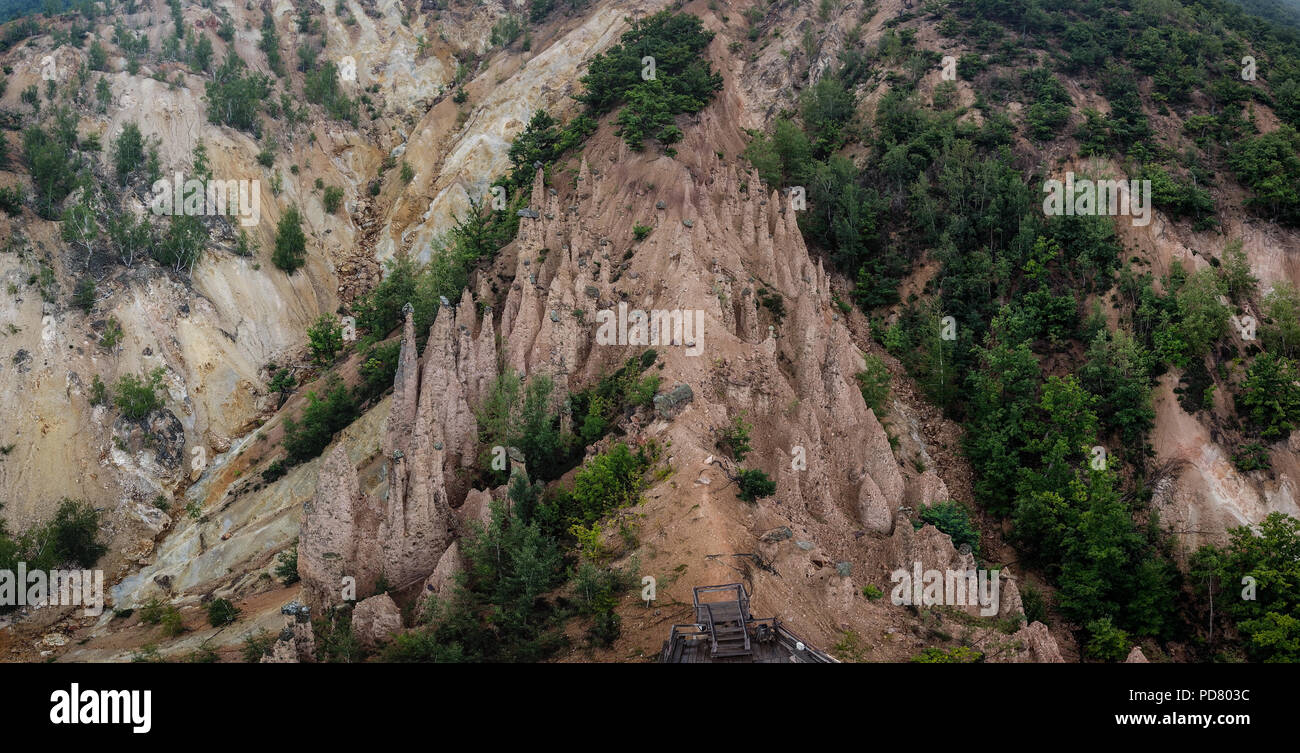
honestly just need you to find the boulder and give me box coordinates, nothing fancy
[352,593,402,649]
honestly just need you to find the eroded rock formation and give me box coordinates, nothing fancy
[299,297,494,610]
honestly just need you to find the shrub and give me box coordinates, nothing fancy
[73,276,95,312]
[355,341,400,403]
[1191,513,1300,662]
[275,546,299,584]
[910,646,982,663]
[138,597,167,625]
[1084,617,1131,662]
[1232,442,1271,472]
[42,498,106,566]
[736,468,776,503]
[205,52,271,133]
[0,185,22,215]
[23,125,78,219]
[114,367,166,419]
[282,378,357,464]
[1020,582,1049,625]
[111,122,146,183]
[716,412,752,462]
[632,224,651,241]
[323,185,344,213]
[160,608,185,637]
[1263,282,1300,359]
[917,501,981,557]
[855,354,892,415]
[570,442,653,524]
[207,598,240,627]
[862,584,883,600]
[574,560,637,647]
[89,374,108,405]
[241,629,275,662]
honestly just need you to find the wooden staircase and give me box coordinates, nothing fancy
[695,584,753,659]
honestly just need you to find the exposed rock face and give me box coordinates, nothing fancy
[421,541,463,600]
[351,593,403,649]
[980,621,1066,664]
[299,445,385,611]
[1012,622,1065,663]
[1126,646,1149,663]
[458,488,495,530]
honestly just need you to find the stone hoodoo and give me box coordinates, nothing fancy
[299,295,495,610]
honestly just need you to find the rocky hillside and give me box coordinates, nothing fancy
[1,0,1299,664]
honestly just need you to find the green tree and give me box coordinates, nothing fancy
[22,126,78,219]
[306,314,344,367]
[273,206,307,272]
[1263,281,1300,359]
[1172,268,1230,364]
[112,121,145,184]
[1192,513,1300,662]
[1238,353,1300,440]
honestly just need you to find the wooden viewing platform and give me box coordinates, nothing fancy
[660,584,838,663]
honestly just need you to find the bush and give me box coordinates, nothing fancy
[916,501,981,557]
[1084,617,1131,662]
[573,560,637,647]
[22,125,78,219]
[160,608,185,637]
[569,442,654,524]
[207,598,240,627]
[632,224,651,241]
[304,61,358,122]
[736,468,776,503]
[137,597,167,625]
[1192,512,1300,662]
[910,646,982,663]
[1232,442,1271,472]
[0,185,22,215]
[205,53,272,133]
[385,497,568,662]
[275,546,299,585]
[282,378,358,464]
[43,498,107,566]
[89,374,108,405]
[716,412,752,462]
[114,367,166,419]
[323,185,344,213]
[855,355,892,415]
[355,341,400,403]
[1020,582,1049,625]
[1263,282,1300,359]
[241,629,275,662]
